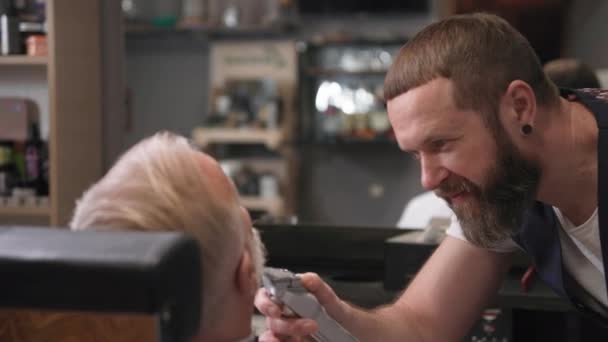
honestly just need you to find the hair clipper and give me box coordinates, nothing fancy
[262,267,359,342]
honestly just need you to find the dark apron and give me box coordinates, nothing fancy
[512,88,608,325]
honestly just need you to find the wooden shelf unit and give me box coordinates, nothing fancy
[240,196,284,216]
[0,0,103,226]
[192,127,284,149]
[0,56,48,66]
[192,40,298,218]
[305,66,389,77]
[124,23,292,39]
[219,157,296,216]
[0,206,50,217]
[47,0,103,226]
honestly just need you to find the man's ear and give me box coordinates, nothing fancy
[235,249,256,296]
[502,80,537,131]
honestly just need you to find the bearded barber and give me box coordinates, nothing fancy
[255,12,608,342]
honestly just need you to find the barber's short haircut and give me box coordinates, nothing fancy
[543,58,601,89]
[384,13,558,128]
[70,131,244,329]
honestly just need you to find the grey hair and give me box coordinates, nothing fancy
[70,131,245,331]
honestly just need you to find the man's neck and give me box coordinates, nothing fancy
[536,97,598,225]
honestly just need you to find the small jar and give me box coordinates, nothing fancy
[26,35,47,57]
[259,174,279,199]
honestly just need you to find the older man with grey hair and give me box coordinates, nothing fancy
[70,131,266,342]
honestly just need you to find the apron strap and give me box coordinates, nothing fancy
[597,127,608,302]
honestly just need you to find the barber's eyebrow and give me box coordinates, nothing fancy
[404,133,463,153]
[422,134,460,145]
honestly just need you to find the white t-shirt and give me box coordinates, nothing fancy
[446,207,607,306]
[397,191,454,229]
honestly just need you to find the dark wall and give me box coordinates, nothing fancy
[297,144,423,226]
[125,35,210,149]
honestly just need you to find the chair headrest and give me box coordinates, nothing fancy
[0,226,202,340]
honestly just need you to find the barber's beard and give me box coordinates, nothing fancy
[436,137,541,248]
[249,227,267,288]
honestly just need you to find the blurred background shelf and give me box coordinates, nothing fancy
[0,205,50,217]
[124,23,294,40]
[306,137,397,145]
[240,196,284,216]
[192,127,285,149]
[0,56,48,66]
[219,157,295,218]
[0,1,103,226]
[305,67,389,77]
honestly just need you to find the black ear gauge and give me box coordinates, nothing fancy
[521,124,533,135]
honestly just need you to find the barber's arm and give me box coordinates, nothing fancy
[255,236,512,341]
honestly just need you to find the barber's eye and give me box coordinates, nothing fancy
[431,139,447,151]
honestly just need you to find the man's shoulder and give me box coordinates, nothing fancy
[397,191,453,229]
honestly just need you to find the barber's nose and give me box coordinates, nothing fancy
[420,154,448,191]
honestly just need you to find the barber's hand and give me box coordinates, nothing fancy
[255,272,348,342]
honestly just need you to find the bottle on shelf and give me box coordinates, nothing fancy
[220,0,240,28]
[152,0,181,27]
[276,0,298,29]
[24,122,47,195]
[13,0,47,56]
[16,0,46,23]
[180,0,207,28]
[234,165,260,196]
[0,141,17,197]
[259,172,279,199]
[0,0,21,55]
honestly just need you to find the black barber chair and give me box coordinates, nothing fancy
[0,226,201,342]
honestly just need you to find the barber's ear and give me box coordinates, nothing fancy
[236,250,256,296]
[503,80,537,128]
